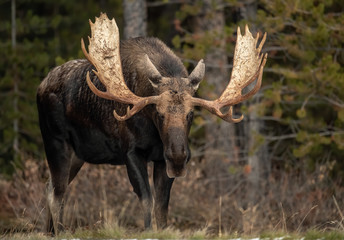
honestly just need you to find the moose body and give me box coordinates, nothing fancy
[37,37,200,232]
[37,14,267,234]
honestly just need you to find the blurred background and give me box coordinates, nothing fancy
[0,0,344,235]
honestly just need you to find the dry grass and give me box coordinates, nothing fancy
[0,156,344,238]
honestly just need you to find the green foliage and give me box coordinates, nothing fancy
[173,0,237,63]
[1,0,344,181]
[0,0,122,176]
[253,0,344,178]
[173,0,344,180]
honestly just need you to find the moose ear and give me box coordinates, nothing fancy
[188,59,205,91]
[143,54,162,88]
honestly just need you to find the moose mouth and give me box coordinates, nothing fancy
[165,160,187,178]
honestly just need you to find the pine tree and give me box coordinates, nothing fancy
[0,0,122,175]
[255,0,344,179]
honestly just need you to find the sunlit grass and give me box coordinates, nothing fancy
[2,228,344,240]
[0,232,48,240]
[303,229,344,240]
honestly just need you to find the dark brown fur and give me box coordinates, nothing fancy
[37,37,203,234]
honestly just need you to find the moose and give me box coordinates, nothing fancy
[37,13,267,234]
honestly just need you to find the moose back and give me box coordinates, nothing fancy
[37,13,267,234]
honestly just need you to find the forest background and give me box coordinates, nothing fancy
[0,0,344,236]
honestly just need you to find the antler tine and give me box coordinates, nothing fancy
[82,13,159,121]
[113,106,132,121]
[258,32,267,53]
[216,106,244,123]
[237,26,241,36]
[113,101,151,121]
[190,98,244,123]
[191,25,267,123]
[245,24,251,36]
[85,71,118,100]
[255,31,259,46]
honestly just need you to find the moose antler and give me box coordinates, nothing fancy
[81,13,159,120]
[191,25,268,123]
[82,14,267,123]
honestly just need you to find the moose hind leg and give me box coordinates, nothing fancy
[45,139,77,235]
[46,150,84,235]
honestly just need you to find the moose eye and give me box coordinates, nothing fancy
[186,111,194,121]
[157,112,165,121]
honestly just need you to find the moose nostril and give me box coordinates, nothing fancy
[164,148,189,164]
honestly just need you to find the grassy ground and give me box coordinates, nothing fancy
[2,225,344,240]
[1,161,344,239]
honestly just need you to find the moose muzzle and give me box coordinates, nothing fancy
[163,127,190,178]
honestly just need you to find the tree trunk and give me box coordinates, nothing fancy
[12,0,19,161]
[193,0,238,196]
[239,1,269,234]
[123,0,147,39]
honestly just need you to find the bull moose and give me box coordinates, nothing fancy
[37,13,267,234]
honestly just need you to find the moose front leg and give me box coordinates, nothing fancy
[153,160,174,229]
[126,150,153,229]
[46,179,65,234]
